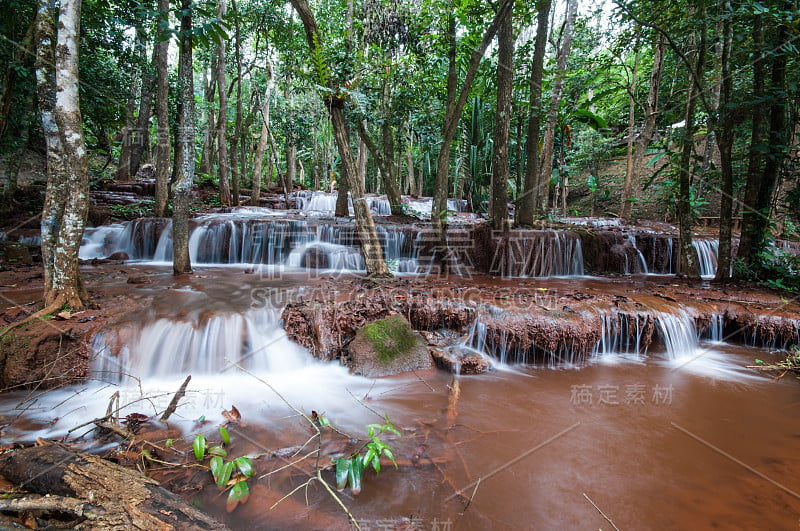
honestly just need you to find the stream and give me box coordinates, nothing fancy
[1,204,799,529]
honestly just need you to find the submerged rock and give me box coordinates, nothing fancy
[430,347,491,375]
[346,315,432,377]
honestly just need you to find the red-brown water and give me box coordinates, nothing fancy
[2,266,799,529]
[182,343,799,530]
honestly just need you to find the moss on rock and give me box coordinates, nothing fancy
[360,314,418,363]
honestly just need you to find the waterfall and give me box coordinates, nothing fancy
[79,215,420,271]
[654,311,698,360]
[490,230,584,277]
[93,306,310,384]
[692,239,719,278]
[626,234,649,274]
[593,312,651,358]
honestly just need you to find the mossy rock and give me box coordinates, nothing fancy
[347,315,432,377]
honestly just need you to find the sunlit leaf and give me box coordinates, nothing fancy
[217,461,234,488]
[219,426,230,446]
[335,458,350,490]
[235,457,254,478]
[209,446,228,458]
[210,455,224,481]
[226,480,250,512]
[348,457,362,495]
[193,434,206,461]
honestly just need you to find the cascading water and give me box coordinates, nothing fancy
[93,306,310,383]
[79,213,420,272]
[654,310,699,360]
[490,230,584,277]
[592,312,652,359]
[692,239,719,278]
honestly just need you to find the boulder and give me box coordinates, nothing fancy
[346,314,432,377]
[430,347,491,375]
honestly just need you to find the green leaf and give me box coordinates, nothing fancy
[348,457,362,495]
[235,457,254,478]
[226,480,250,512]
[317,414,330,427]
[165,438,174,449]
[193,434,206,461]
[210,455,224,481]
[335,458,350,490]
[217,461,235,488]
[647,151,667,167]
[382,447,398,468]
[219,426,230,446]
[209,446,228,458]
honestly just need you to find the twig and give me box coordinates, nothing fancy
[460,477,480,514]
[316,470,361,531]
[582,492,619,531]
[160,375,192,421]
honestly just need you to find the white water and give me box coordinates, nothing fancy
[7,302,403,439]
[693,239,719,278]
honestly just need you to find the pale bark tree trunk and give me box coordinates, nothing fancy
[198,63,216,176]
[215,0,232,206]
[290,0,389,276]
[405,139,415,196]
[129,44,156,179]
[154,0,170,217]
[116,31,145,182]
[490,1,513,230]
[357,124,368,190]
[620,49,639,219]
[35,0,90,310]
[433,0,513,265]
[172,0,195,275]
[537,0,578,214]
[518,0,551,225]
[250,64,273,206]
[230,0,243,205]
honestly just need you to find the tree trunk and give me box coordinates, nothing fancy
[129,43,156,180]
[737,13,789,275]
[251,68,272,206]
[154,0,170,217]
[714,2,733,282]
[172,0,195,275]
[229,0,243,205]
[290,0,389,276]
[0,445,227,530]
[490,1,513,230]
[198,64,216,176]
[676,22,703,280]
[215,0,232,206]
[35,0,90,311]
[537,0,578,214]
[355,120,403,216]
[433,0,513,264]
[620,49,639,219]
[518,0,551,225]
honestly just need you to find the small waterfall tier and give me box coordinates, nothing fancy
[80,212,419,271]
[93,306,309,384]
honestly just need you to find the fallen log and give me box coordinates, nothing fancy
[0,444,228,530]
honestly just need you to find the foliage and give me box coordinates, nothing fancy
[109,200,154,220]
[334,416,400,495]
[192,425,255,512]
[735,245,800,293]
